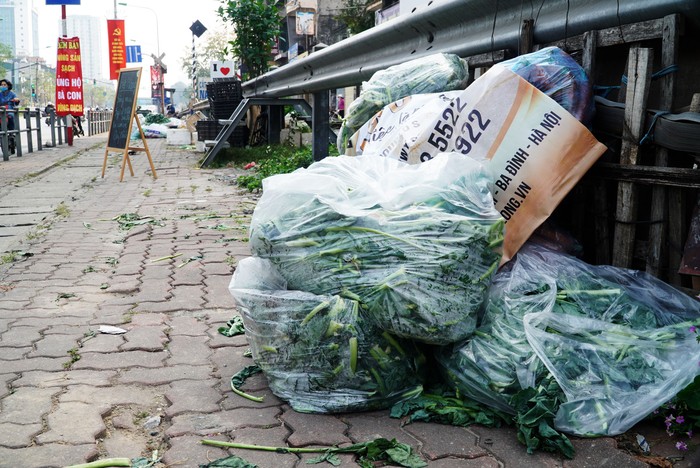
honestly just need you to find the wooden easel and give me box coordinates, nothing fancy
[102,68,158,182]
[102,115,158,182]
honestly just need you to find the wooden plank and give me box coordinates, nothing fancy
[592,163,700,188]
[519,19,534,55]
[543,18,664,52]
[582,29,612,264]
[612,47,653,268]
[646,14,680,279]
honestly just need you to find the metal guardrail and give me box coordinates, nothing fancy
[1,108,70,162]
[243,0,700,98]
[86,109,113,136]
[235,0,699,161]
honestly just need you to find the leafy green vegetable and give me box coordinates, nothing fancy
[250,155,503,345]
[231,263,425,412]
[230,365,264,402]
[112,213,164,231]
[337,53,468,151]
[144,113,170,124]
[201,437,427,467]
[438,244,700,455]
[199,455,257,467]
[218,315,246,337]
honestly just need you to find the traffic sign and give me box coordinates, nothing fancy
[126,45,142,63]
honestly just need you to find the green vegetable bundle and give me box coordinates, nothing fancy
[337,53,468,151]
[144,113,170,124]
[250,154,504,344]
[438,244,700,436]
[230,257,425,413]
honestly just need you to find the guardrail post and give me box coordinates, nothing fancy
[268,105,283,144]
[312,91,329,161]
[1,108,8,161]
[25,109,33,154]
[35,108,43,151]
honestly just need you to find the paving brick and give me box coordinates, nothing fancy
[0,387,60,425]
[80,334,125,353]
[168,316,209,336]
[72,350,167,370]
[0,356,66,373]
[0,423,43,448]
[165,380,222,417]
[0,347,31,359]
[61,384,162,407]
[106,279,141,294]
[13,315,88,328]
[162,435,233,467]
[281,409,352,447]
[13,370,116,388]
[0,443,99,468]
[167,406,281,437]
[564,437,647,468]
[0,374,17,398]
[140,265,172,281]
[30,333,82,358]
[203,275,237,309]
[203,262,236,276]
[402,422,489,460]
[36,401,110,444]
[121,326,168,352]
[134,300,203,314]
[429,456,501,467]
[130,313,169,327]
[103,430,149,459]
[227,426,299,468]
[166,335,211,366]
[343,411,418,445]
[473,424,564,467]
[118,365,212,385]
[0,326,43,347]
[208,329,249,349]
[171,264,204,286]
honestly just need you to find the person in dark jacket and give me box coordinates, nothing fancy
[0,79,20,154]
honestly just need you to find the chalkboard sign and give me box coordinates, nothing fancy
[107,68,141,150]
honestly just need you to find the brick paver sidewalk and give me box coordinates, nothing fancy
[0,139,696,467]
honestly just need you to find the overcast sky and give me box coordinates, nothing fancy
[34,0,227,88]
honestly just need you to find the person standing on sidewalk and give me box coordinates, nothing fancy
[0,79,20,154]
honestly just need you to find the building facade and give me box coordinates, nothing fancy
[64,14,104,82]
[0,0,38,57]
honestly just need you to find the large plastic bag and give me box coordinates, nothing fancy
[438,244,700,436]
[338,53,468,152]
[229,257,425,413]
[250,153,504,345]
[497,47,595,125]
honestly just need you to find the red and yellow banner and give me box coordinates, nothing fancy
[55,36,84,116]
[107,19,126,80]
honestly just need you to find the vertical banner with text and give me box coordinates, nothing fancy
[107,19,126,80]
[55,36,84,116]
[150,65,163,98]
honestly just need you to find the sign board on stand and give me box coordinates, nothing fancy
[103,68,158,182]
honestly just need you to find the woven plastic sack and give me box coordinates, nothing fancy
[338,53,468,152]
[438,244,700,436]
[229,257,425,413]
[250,153,503,345]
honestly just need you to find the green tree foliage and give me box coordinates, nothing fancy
[179,28,234,80]
[217,0,281,79]
[336,0,375,35]
[0,43,12,78]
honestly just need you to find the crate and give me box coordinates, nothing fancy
[195,120,248,147]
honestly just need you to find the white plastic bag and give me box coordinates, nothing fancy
[250,153,504,344]
[229,257,425,413]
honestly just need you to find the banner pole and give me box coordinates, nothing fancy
[61,5,74,146]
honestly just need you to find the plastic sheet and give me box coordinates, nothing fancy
[229,257,425,413]
[338,53,468,151]
[250,153,504,344]
[497,47,595,125]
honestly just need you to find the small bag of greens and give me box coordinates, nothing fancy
[438,244,700,436]
[338,53,468,152]
[229,257,425,413]
[250,153,504,345]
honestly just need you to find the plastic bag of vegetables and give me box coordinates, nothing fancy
[250,153,504,345]
[337,53,468,152]
[438,243,700,436]
[229,257,425,413]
